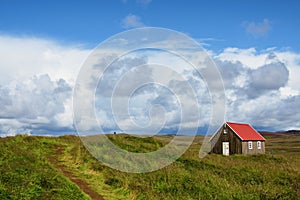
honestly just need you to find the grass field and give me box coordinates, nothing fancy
[0,133,299,199]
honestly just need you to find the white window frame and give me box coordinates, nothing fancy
[257,141,261,149]
[248,141,253,150]
[223,129,227,134]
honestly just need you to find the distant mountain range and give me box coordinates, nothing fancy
[260,130,300,137]
[285,130,300,134]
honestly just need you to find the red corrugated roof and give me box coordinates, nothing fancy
[226,122,266,141]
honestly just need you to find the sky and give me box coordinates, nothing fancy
[0,0,300,136]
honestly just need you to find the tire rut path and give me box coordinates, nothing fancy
[49,144,104,200]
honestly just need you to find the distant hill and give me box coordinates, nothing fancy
[285,130,300,134]
[260,130,300,137]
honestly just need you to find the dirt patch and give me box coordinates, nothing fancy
[49,144,104,200]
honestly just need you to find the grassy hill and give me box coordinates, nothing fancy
[0,133,299,199]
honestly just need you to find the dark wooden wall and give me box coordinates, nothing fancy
[210,124,242,155]
[210,123,265,155]
[242,141,265,154]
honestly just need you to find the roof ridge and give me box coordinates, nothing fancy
[226,121,250,125]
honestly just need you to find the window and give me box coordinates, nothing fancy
[248,141,253,149]
[223,129,227,134]
[257,141,261,149]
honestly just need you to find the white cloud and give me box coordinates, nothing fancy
[275,51,300,90]
[216,47,266,69]
[215,48,299,93]
[0,74,73,135]
[0,35,90,85]
[243,19,271,38]
[74,48,212,135]
[0,34,300,136]
[214,49,300,130]
[121,14,145,29]
[250,62,288,90]
[0,35,90,136]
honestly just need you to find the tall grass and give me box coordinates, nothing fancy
[1,134,299,199]
[62,134,300,199]
[0,135,89,200]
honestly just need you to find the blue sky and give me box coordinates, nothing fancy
[1,0,300,51]
[0,0,300,136]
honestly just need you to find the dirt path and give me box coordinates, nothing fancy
[49,144,104,200]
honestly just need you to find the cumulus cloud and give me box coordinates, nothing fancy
[0,34,300,136]
[229,92,300,131]
[121,14,145,29]
[248,61,289,96]
[215,49,299,131]
[0,35,89,136]
[89,51,210,134]
[0,74,73,136]
[94,56,150,96]
[0,35,90,85]
[244,19,271,38]
[217,57,290,99]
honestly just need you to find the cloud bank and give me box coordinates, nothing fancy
[0,35,299,136]
[0,35,90,136]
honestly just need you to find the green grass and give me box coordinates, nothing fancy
[0,133,299,199]
[0,135,90,200]
[107,134,165,153]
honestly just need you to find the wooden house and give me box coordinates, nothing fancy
[210,122,266,155]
